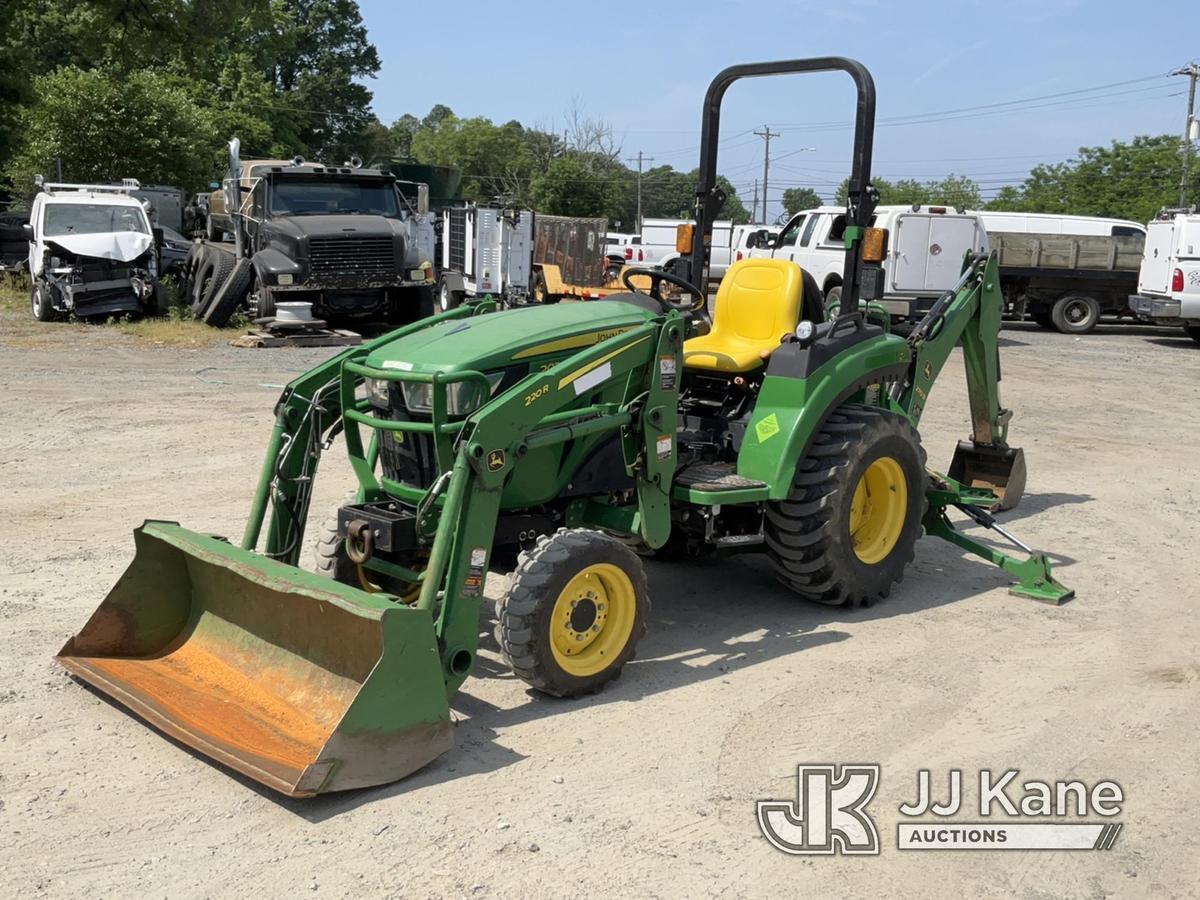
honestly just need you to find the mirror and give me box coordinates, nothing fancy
[22,223,33,240]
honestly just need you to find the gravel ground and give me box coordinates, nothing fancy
[1,307,1198,898]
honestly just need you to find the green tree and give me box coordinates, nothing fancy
[412,115,536,203]
[781,186,823,217]
[7,66,213,193]
[984,135,1192,221]
[834,174,981,208]
[529,153,624,218]
[267,0,381,162]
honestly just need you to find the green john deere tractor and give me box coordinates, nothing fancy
[59,58,1072,798]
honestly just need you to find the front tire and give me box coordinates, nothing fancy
[496,528,649,697]
[31,279,58,321]
[437,279,462,312]
[823,283,842,316]
[765,404,926,607]
[530,270,551,303]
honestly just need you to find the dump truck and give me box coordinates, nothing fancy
[58,57,1071,798]
[989,230,1145,333]
[186,140,437,327]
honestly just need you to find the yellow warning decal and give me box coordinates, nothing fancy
[755,413,781,443]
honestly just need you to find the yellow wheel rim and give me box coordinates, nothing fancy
[549,563,637,677]
[848,456,908,565]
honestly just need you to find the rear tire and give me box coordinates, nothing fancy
[765,404,926,607]
[1184,325,1200,345]
[1050,294,1100,334]
[496,528,648,697]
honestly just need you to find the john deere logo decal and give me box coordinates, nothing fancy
[755,413,781,443]
[923,361,933,379]
[487,449,506,472]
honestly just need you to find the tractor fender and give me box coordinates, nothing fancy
[250,246,303,283]
[736,333,912,499]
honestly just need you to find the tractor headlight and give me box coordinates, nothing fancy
[400,373,505,416]
[364,377,392,407]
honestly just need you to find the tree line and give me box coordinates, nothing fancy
[0,0,752,227]
[779,134,1195,224]
[1,2,1193,228]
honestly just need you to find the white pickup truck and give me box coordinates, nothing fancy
[750,204,990,319]
[642,217,735,282]
[1128,211,1200,344]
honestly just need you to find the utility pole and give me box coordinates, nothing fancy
[754,126,779,224]
[1173,63,1200,207]
[626,151,654,232]
[752,179,759,223]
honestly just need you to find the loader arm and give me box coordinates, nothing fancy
[241,301,491,563]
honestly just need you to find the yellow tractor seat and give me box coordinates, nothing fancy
[683,258,811,373]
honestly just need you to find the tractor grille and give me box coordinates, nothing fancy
[308,236,395,276]
[376,399,439,488]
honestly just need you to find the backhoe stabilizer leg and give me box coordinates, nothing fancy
[923,508,1074,605]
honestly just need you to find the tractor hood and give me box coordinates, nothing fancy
[46,231,153,263]
[366,301,657,374]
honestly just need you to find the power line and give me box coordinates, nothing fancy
[764,72,1170,130]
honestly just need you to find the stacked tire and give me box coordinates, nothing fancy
[184,243,238,322]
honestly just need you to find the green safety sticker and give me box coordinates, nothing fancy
[755,413,781,443]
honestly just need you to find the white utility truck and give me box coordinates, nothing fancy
[751,204,990,320]
[1128,210,1200,344]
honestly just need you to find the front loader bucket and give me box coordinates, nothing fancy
[948,440,1027,511]
[57,521,453,798]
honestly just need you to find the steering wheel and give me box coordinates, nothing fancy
[621,267,704,312]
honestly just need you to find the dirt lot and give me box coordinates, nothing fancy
[2,297,1198,898]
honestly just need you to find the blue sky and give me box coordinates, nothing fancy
[359,0,1197,221]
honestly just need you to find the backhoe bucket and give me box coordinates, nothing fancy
[948,440,1027,511]
[57,521,453,797]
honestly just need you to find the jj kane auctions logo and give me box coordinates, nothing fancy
[758,765,1124,854]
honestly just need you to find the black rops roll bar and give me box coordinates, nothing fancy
[686,58,878,326]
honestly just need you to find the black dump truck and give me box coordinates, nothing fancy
[184,139,437,327]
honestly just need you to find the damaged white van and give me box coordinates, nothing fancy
[26,179,161,321]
